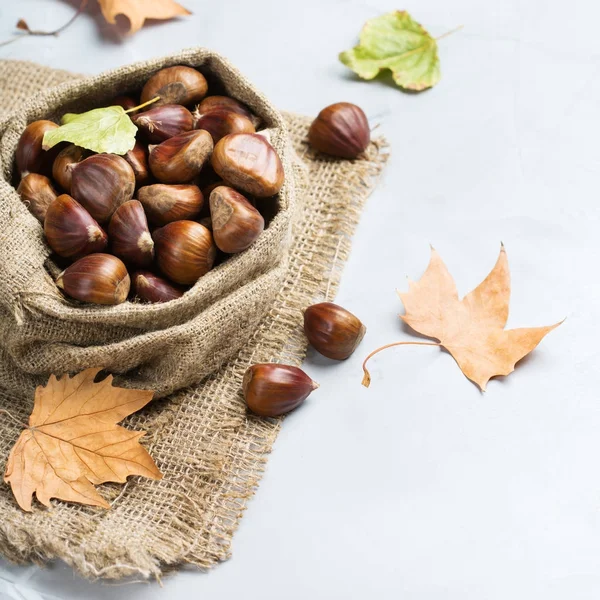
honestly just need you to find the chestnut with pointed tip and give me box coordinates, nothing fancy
[308,102,370,159]
[153,220,216,285]
[211,133,284,198]
[56,254,130,305]
[243,364,319,417]
[17,173,57,222]
[132,104,194,143]
[52,144,88,192]
[44,194,108,259]
[141,66,208,107]
[303,302,366,360]
[71,154,136,223]
[132,271,185,303]
[195,109,255,143]
[195,96,253,119]
[108,200,154,268]
[16,120,59,178]
[123,141,150,186]
[149,130,213,184]
[137,183,203,225]
[210,186,264,253]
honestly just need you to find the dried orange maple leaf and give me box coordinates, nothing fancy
[4,368,162,512]
[97,0,191,34]
[363,245,562,390]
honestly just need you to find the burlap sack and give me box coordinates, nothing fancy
[0,48,302,399]
[0,57,389,580]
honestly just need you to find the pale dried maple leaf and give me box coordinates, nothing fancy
[97,0,191,34]
[4,368,162,512]
[363,245,562,390]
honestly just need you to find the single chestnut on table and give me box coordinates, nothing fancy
[108,200,154,268]
[17,173,57,223]
[131,271,185,303]
[56,254,130,305]
[141,65,208,106]
[303,302,366,360]
[153,220,216,285]
[210,185,264,254]
[44,194,108,259]
[308,102,370,159]
[211,133,284,198]
[243,364,319,417]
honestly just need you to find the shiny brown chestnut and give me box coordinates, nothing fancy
[195,109,255,143]
[195,96,253,119]
[17,173,57,222]
[108,200,154,268]
[210,186,264,254]
[211,133,284,198]
[308,102,370,159]
[140,66,208,107]
[44,194,107,259]
[123,141,150,186]
[52,145,88,192]
[56,254,130,305]
[303,302,366,360]
[149,130,213,184]
[131,271,185,303]
[71,154,135,223]
[153,220,216,285]
[16,120,59,178]
[137,183,203,225]
[243,364,319,417]
[132,104,194,143]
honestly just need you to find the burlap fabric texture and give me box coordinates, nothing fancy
[0,54,389,580]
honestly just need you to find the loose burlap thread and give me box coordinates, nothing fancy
[0,57,389,580]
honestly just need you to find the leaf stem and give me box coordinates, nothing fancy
[361,341,441,388]
[125,96,161,114]
[436,25,464,41]
[0,0,88,48]
[0,409,27,429]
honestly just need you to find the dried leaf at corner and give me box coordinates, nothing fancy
[4,368,162,512]
[97,0,191,34]
[339,11,440,91]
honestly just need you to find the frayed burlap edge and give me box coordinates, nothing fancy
[0,61,389,581]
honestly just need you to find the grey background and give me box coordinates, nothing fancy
[1,0,599,598]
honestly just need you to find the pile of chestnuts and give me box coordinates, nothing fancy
[15,65,285,305]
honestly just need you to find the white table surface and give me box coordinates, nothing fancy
[1,0,599,598]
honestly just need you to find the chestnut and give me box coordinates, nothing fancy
[195,96,253,119]
[211,133,284,198]
[308,102,370,159]
[153,220,216,285]
[132,104,194,143]
[123,141,150,186]
[108,200,154,268]
[141,65,208,107]
[210,186,264,253]
[131,271,185,303]
[71,154,135,223]
[44,194,108,259]
[16,120,59,178]
[52,145,88,192]
[303,302,366,360]
[17,173,57,222]
[195,109,255,143]
[56,254,130,305]
[137,183,203,225]
[243,364,319,417]
[149,130,213,184]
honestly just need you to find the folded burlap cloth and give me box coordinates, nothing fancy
[0,60,388,580]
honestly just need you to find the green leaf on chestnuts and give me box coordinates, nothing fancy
[339,11,443,92]
[42,106,138,155]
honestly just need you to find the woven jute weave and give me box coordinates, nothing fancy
[0,55,388,580]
